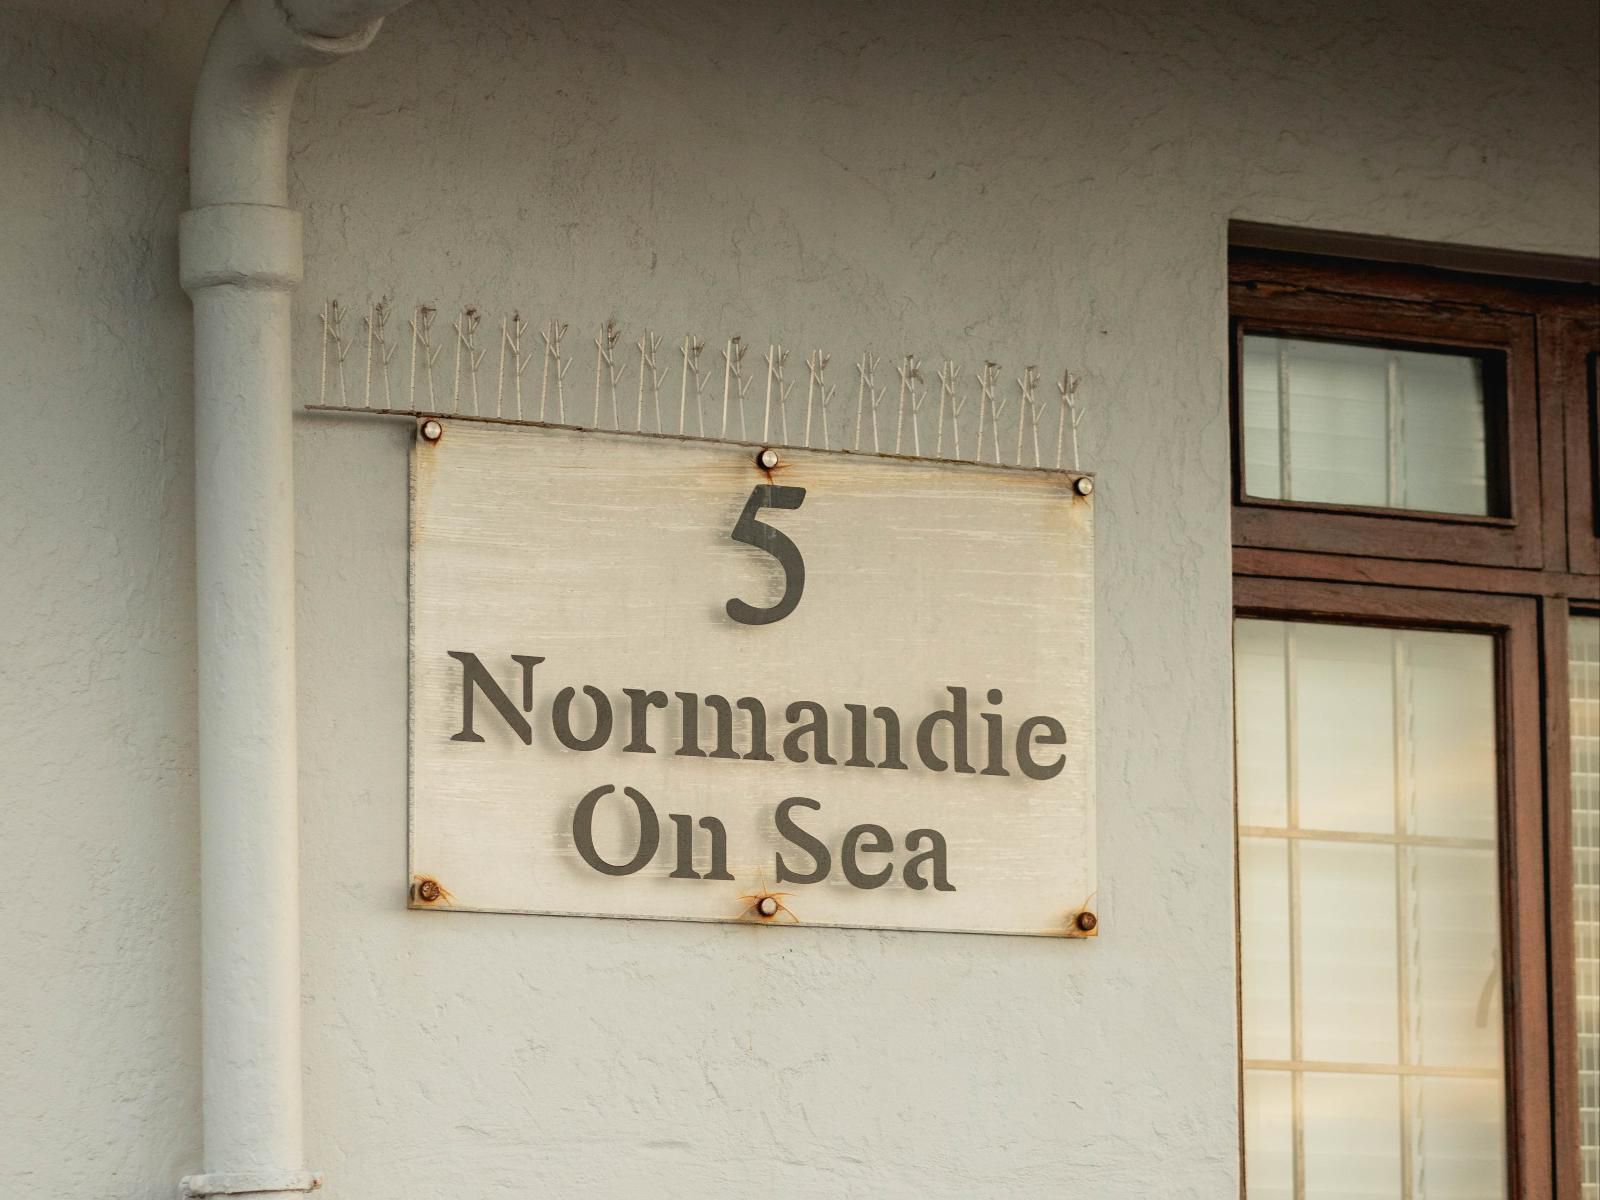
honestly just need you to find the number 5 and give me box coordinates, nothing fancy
[725,484,807,625]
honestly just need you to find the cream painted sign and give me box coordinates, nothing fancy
[409,420,1096,937]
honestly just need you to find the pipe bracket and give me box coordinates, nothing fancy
[180,204,304,294]
[180,1169,323,1197]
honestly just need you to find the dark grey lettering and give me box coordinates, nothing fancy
[698,816,734,880]
[447,652,544,744]
[979,688,1009,777]
[738,697,774,762]
[668,812,700,879]
[902,829,956,892]
[844,704,909,771]
[572,784,658,876]
[914,687,973,774]
[665,812,734,880]
[623,688,668,753]
[842,823,894,889]
[1016,715,1068,781]
[774,797,829,885]
[552,685,613,751]
[782,701,835,765]
[674,691,706,758]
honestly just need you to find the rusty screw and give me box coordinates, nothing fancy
[1073,476,1094,497]
[416,878,443,903]
[757,448,779,470]
[419,418,443,443]
[1075,910,1098,933]
[755,895,779,918]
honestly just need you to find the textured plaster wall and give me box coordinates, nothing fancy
[3,0,1598,1196]
[0,5,207,1196]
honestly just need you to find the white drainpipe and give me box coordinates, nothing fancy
[178,0,413,1195]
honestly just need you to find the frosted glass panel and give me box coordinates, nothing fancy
[1301,841,1399,1062]
[1296,623,1395,834]
[1408,634,1497,841]
[1413,1077,1507,1200]
[1236,620,1291,827]
[1303,1073,1401,1199]
[1242,336,1286,499]
[1572,616,1600,1199]
[1235,617,1506,1200]
[1411,848,1502,1070]
[1241,837,1292,1061]
[1245,1070,1295,1200]
[1240,335,1493,516]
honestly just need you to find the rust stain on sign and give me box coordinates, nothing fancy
[411,875,452,906]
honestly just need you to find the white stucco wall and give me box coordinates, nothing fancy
[1,8,204,1195]
[4,0,1597,1196]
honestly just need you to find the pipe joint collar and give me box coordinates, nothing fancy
[180,204,304,293]
[180,1169,323,1197]
[241,0,381,67]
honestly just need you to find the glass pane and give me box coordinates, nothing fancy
[1398,353,1492,516]
[1235,617,1507,1200]
[1303,1072,1401,1199]
[1295,623,1395,834]
[1239,334,1493,516]
[1411,848,1502,1070]
[1301,841,1399,1063]
[1572,615,1600,1199]
[1236,620,1290,827]
[1408,633,1497,842]
[1245,1070,1296,1200]
[1412,1076,1507,1200]
[1243,336,1285,500]
[1280,339,1391,509]
[1241,837,1293,1060]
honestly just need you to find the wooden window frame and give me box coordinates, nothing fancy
[1543,313,1600,575]
[1234,578,1551,1198]
[1231,258,1545,570]
[1231,245,1600,598]
[1230,234,1599,1200]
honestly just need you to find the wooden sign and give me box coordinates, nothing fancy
[409,420,1096,936]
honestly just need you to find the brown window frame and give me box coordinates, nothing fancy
[1234,578,1550,1197]
[1229,228,1600,1200]
[1544,312,1600,575]
[1229,253,1554,569]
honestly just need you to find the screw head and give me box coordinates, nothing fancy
[1074,476,1094,496]
[757,448,779,470]
[756,896,779,918]
[1075,910,1098,933]
[419,418,444,443]
[416,879,442,903]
